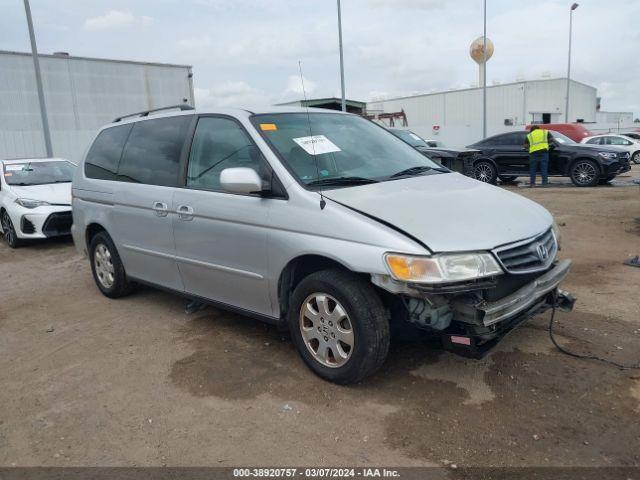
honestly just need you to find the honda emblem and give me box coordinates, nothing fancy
[536,243,549,261]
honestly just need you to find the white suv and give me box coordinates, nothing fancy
[0,158,76,248]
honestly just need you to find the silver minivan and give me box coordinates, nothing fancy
[72,105,574,384]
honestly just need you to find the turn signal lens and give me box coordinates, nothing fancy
[384,252,503,284]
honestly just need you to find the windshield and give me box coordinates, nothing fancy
[252,114,442,188]
[3,161,76,186]
[390,129,429,148]
[549,131,576,145]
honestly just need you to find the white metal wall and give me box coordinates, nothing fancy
[0,51,194,162]
[368,78,597,148]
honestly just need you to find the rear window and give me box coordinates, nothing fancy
[117,116,191,187]
[85,124,132,181]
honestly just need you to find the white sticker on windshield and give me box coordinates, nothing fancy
[409,133,422,141]
[5,165,25,171]
[292,135,341,155]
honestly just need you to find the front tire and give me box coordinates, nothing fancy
[570,159,600,187]
[288,269,390,384]
[1,211,23,248]
[473,160,498,184]
[89,231,133,298]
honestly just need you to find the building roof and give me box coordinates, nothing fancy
[0,49,192,70]
[368,77,595,104]
[276,97,367,109]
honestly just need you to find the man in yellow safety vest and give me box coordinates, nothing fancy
[524,126,554,187]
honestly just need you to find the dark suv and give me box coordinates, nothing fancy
[467,130,631,187]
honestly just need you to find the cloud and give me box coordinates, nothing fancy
[83,10,134,30]
[285,75,317,96]
[195,81,267,108]
[140,16,154,27]
[367,0,445,9]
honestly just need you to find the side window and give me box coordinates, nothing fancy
[186,117,266,191]
[586,137,601,145]
[85,124,132,180]
[117,116,191,186]
[609,136,631,146]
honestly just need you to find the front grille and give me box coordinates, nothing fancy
[21,217,36,234]
[42,212,72,237]
[494,229,557,274]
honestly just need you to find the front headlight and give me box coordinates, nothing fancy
[384,252,503,284]
[597,152,617,160]
[15,198,50,209]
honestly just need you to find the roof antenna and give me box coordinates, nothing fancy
[299,60,326,210]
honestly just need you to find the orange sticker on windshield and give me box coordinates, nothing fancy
[260,123,277,131]
[3,172,12,177]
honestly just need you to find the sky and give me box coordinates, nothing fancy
[2,0,639,116]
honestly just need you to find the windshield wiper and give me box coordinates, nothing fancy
[307,176,379,187]
[389,165,434,178]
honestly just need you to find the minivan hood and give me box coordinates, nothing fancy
[323,173,552,252]
[10,182,72,205]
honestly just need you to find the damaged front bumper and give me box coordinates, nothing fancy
[372,259,575,359]
[477,259,571,326]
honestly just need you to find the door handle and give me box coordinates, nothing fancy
[177,204,194,221]
[152,201,169,217]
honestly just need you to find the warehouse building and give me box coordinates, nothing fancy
[0,50,194,162]
[367,78,599,148]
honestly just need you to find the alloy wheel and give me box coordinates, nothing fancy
[299,293,354,368]
[574,161,597,185]
[474,163,494,183]
[94,243,115,289]
[633,152,640,165]
[2,212,15,246]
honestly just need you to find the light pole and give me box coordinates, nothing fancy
[482,0,487,138]
[565,2,579,123]
[23,0,53,157]
[337,0,346,112]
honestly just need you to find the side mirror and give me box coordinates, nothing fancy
[220,167,263,195]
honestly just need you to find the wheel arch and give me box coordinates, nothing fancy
[567,156,605,176]
[277,254,365,321]
[85,222,108,249]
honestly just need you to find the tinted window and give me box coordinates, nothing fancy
[504,132,526,145]
[118,116,191,186]
[85,124,132,180]
[187,117,266,191]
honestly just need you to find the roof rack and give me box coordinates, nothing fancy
[113,104,194,123]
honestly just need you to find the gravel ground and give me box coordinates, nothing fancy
[0,169,639,468]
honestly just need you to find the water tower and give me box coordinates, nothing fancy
[470,36,494,87]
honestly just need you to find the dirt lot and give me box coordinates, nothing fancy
[1,175,639,468]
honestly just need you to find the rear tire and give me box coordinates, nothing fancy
[569,159,600,187]
[632,152,640,165]
[473,160,498,184]
[89,231,133,298]
[1,211,23,248]
[287,269,390,384]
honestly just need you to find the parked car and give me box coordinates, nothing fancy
[580,134,640,164]
[525,123,594,142]
[622,132,640,142]
[72,106,574,384]
[387,128,479,174]
[468,130,631,187]
[1,158,75,248]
